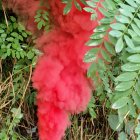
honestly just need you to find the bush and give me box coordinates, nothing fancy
[0,10,38,139]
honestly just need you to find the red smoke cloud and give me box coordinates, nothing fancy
[4,0,103,139]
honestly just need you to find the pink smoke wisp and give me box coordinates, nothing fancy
[4,0,103,139]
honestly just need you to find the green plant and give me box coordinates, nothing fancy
[63,0,140,139]
[0,108,23,140]
[0,16,39,61]
[109,0,140,139]
[84,0,140,139]
[0,13,38,140]
[34,9,50,31]
[62,0,87,14]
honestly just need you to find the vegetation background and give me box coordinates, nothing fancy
[1,0,140,140]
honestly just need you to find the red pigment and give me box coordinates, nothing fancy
[4,0,103,139]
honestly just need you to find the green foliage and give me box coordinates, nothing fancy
[84,1,119,118]
[81,0,140,139]
[109,0,140,138]
[0,108,23,140]
[62,0,86,14]
[34,9,50,31]
[0,14,38,139]
[0,16,39,61]
[87,96,97,118]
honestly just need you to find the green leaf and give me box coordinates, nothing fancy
[74,0,82,11]
[125,120,135,135]
[98,59,106,70]
[89,108,96,118]
[7,43,11,49]
[10,16,16,22]
[99,8,113,17]
[115,15,130,23]
[83,7,95,13]
[94,25,109,32]
[6,49,11,56]
[27,51,34,59]
[16,52,20,59]
[135,124,140,134]
[131,23,140,36]
[109,30,122,38]
[118,132,128,140]
[37,21,43,30]
[100,17,114,24]
[63,2,72,15]
[34,14,41,19]
[86,39,102,46]
[80,0,87,5]
[125,0,137,8]
[133,36,140,45]
[90,13,96,20]
[112,97,129,109]
[135,82,140,96]
[43,14,49,21]
[134,18,140,29]
[120,4,135,13]
[128,29,137,38]
[137,135,140,140]
[87,63,97,77]
[118,105,129,123]
[18,23,25,31]
[132,92,140,108]
[20,51,25,58]
[11,108,23,119]
[11,32,18,38]
[115,37,124,53]
[105,0,116,10]
[135,0,140,4]
[108,115,122,131]
[126,47,140,53]
[86,1,96,8]
[12,50,15,58]
[124,35,135,48]
[18,35,23,41]
[13,22,18,29]
[110,23,126,31]
[112,90,132,103]
[104,42,115,55]
[138,115,140,120]
[0,29,4,33]
[84,48,99,62]
[127,54,140,63]
[121,63,140,71]
[115,81,134,91]
[115,72,137,81]
[1,33,7,38]
[128,99,137,118]
[90,32,105,40]
[101,50,111,62]
[22,32,27,38]
[119,8,133,18]
[6,37,14,42]
[12,43,19,50]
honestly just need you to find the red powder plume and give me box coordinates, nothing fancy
[4,0,103,139]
